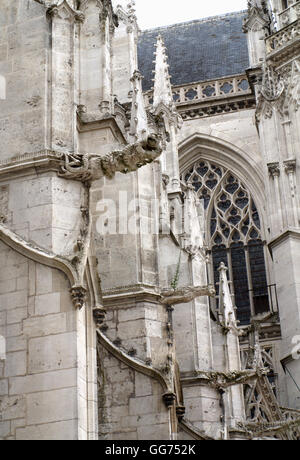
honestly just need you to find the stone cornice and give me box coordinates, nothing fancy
[178,95,256,120]
[76,112,128,145]
[268,228,300,252]
[0,150,63,180]
[102,284,161,308]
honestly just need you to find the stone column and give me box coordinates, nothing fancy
[49,5,82,151]
[99,14,114,115]
[284,159,299,227]
[268,162,284,234]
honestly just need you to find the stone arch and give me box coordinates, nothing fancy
[178,132,267,239]
[179,133,272,324]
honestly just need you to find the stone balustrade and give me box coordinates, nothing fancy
[277,1,300,29]
[266,17,300,53]
[144,74,251,107]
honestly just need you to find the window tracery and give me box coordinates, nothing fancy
[183,159,270,325]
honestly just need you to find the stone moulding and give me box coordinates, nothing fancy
[0,222,77,285]
[34,0,85,21]
[179,419,214,441]
[96,329,169,392]
[268,228,300,253]
[196,369,267,390]
[0,150,63,179]
[0,222,90,309]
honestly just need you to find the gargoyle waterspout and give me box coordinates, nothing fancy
[59,134,162,182]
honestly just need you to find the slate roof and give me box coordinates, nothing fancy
[137,11,249,92]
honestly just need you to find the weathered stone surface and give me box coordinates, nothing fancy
[28,333,77,374]
[0,0,299,442]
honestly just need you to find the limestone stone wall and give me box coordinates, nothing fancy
[0,0,49,160]
[0,243,78,440]
[4,172,85,255]
[98,347,170,440]
[0,241,98,440]
[0,165,97,440]
[92,163,161,291]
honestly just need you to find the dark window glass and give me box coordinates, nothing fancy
[182,160,270,324]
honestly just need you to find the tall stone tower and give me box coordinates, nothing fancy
[0,0,300,441]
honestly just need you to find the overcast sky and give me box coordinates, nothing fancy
[135,0,248,30]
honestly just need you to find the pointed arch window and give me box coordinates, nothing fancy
[183,159,270,325]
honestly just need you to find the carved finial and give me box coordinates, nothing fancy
[243,0,272,33]
[261,63,284,102]
[218,262,228,273]
[153,35,174,109]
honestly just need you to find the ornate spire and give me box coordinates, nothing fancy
[152,35,174,109]
[130,70,149,142]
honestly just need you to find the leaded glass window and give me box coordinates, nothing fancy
[183,159,270,325]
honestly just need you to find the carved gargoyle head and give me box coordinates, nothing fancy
[139,134,163,161]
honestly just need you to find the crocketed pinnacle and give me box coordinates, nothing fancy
[130,69,149,142]
[152,34,174,109]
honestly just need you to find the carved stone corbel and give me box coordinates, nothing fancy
[268,162,280,178]
[284,159,296,175]
[176,405,186,421]
[70,286,87,309]
[93,306,106,327]
[162,391,176,408]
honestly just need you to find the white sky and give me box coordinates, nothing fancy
[135,0,248,30]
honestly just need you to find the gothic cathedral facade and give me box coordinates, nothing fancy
[0,0,299,440]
